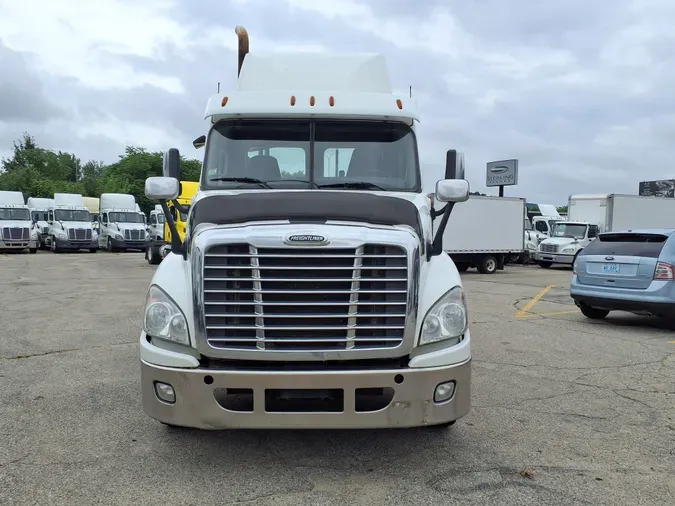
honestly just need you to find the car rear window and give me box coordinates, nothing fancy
[581,233,669,258]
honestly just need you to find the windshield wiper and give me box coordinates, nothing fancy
[208,177,271,188]
[319,181,385,191]
[263,179,320,189]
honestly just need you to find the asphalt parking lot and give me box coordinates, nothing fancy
[1,252,674,505]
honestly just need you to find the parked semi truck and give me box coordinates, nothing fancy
[27,197,53,249]
[0,191,38,253]
[536,193,675,268]
[140,26,472,430]
[98,193,150,252]
[45,193,98,253]
[434,195,526,274]
[145,181,198,265]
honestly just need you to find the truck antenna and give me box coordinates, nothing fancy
[217,82,220,93]
[235,26,249,77]
[409,85,412,97]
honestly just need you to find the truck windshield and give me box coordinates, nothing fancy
[552,223,587,239]
[54,209,91,222]
[31,210,49,222]
[202,119,421,191]
[109,212,143,223]
[0,208,30,220]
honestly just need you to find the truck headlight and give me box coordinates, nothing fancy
[115,233,123,240]
[144,285,190,345]
[56,230,67,239]
[561,247,575,253]
[419,285,467,346]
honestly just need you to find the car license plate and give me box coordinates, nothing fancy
[603,263,620,273]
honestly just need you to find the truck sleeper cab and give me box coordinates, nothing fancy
[140,26,473,430]
[99,193,150,252]
[27,197,54,249]
[46,193,98,253]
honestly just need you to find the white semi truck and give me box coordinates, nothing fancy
[140,26,472,430]
[434,195,526,274]
[27,197,54,249]
[45,193,98,253]
[99,193,150,252]
[0,191,38,253]
[536,193,675,268]
[148,204,165,241]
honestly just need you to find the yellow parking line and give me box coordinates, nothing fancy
[515,284,556,318]
[669,340,675,344]
[519,309,580,319]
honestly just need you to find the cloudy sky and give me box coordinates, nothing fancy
[1,0,674,205]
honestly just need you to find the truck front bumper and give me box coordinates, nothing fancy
[111,237,150,250]
[54,237,98,251]
[535,252,575,264]
[0,239,37,250]
[141,357,471,430]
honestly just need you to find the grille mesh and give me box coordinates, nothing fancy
[202,244,409,352]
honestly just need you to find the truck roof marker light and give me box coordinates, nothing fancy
[221,96,229,107]
[396,99,403,110]
[329,96,335,107]
[309,96,316,106]
[290,95,296,106]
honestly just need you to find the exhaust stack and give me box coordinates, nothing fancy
[235,26,249,77]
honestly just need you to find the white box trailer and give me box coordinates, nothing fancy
[569,193,675,231]
[434,195,526,274]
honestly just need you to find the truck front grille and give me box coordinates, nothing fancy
[124,229,145,241]
[540,243,558,253]
[2,227,29,243]
[202,244,409,352]
[68,228,92,242]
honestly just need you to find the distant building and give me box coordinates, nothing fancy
[639,179,675,197]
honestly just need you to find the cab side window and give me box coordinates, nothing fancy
[535,221,548,233]
[588,225,599,239]
[48,210,54,221]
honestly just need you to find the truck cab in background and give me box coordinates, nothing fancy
[0,191,38,253]
[27,197,53,249]
[98,193,150,252]
[45,193,98,253]
[148,204,165,241]
[139,26,473,430]
[535,221,599,268]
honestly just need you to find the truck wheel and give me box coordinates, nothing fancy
[537,261,552,268]
[455,262,469,273]
[579,304,609,320]
[107,238,114,253]
[89,248,97,253]
[51,237,59,253]
[146,247,161,265]
[477,255,497,274]
[29,248,37,254]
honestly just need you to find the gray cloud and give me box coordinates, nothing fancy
[2,0,675,204]
[0,41,63,122]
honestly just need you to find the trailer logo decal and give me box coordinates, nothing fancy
[285,234,328,245]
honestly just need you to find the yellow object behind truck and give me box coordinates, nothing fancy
[146,181,199,265]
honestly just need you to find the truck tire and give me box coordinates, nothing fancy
[146,246,161,265]
[51,237,59,253]
[107,238,114,253]
[537,261,552,268]
[89,248,97,253]
[477,255,497,274]
[29,248,37,254]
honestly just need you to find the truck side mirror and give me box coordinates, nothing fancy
[162,148,181,180]
[193,135,206,149]
[435,179,470,203]
[145,177,180,201]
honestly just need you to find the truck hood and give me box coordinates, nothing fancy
[60,221,95,230]
[113,223,146,232]
[0,220,33,228]
[541,237,577,246]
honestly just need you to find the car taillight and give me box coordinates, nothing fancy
[654,262,674,280]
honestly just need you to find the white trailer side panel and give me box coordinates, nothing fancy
[608,194,675,231]
[435,196,525,253]
[568,194,609,229]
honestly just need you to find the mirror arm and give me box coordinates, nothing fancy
[431,205,447,220]
[160,200,185,257]
[428,201,455,260]
[171,199,190,214]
